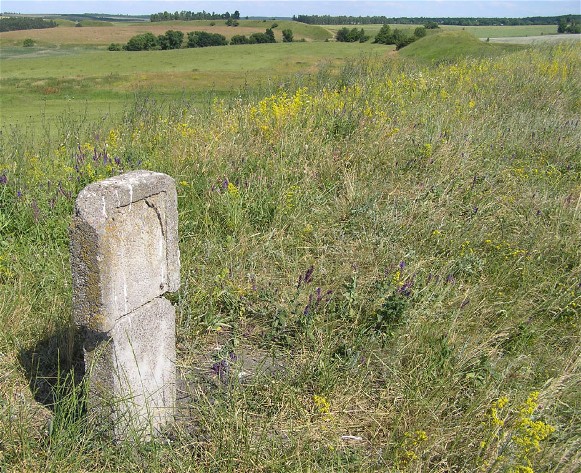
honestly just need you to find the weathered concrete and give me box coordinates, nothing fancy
[71,170,180,438]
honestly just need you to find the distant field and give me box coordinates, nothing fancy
[0,19,332,47]
[442,24,558,38]
[1,20,563,129]
[1,42,392,128]
[308,23,560,41]
[488,34,581,44]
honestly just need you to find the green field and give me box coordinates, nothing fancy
[2,20,555,129]
[0,20,580,471]
[443,24,558,38]
[1,43,391,128]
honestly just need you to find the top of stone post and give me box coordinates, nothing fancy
[72,170,180,331]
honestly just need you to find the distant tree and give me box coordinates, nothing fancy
[230,34,250,45]
[424,21,440,29]
[125,32,159,51]
[187,31,227,47]
[374,24,392,44]
[335,27,350,42]
[265,28,276,42]
[558,18,567,33]
[0,16,58,32]
[414,26,427,38]
[282,29,294,42]
[158,30,184,49]
[233,10,241,20]
[336,27,367,42]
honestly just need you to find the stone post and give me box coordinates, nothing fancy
[70,170,180,439]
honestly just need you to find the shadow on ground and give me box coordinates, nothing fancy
[18,324,85,408]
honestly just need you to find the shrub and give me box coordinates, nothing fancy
[125,32,159,51]
[248,29,276,44]
[282,29,294,43]
[336,27,368,43]
[414,26,427,38]
[187,31,227,48]
[158,30,184,50]
[23,38,35,47]
[374,24,392,44]
[230,34,250,45]
[107,43,122,51]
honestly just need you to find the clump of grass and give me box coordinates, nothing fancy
[0,41,579,470]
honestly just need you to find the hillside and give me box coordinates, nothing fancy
[0,37,579,471]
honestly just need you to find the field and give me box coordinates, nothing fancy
[0,21,382,128]
[0,20,580,472]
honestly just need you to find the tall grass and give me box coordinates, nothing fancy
[0,42,579,471]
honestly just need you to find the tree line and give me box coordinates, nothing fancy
[293,14,581,26]
[150,10,241,22]
[558,18,580,33]
[0,16,57,32]
[109,28,293,51]
[335,24,428,50]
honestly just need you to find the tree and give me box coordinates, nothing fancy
[282,29,294,42]
[336,27,367,42]
[558,18,567,33]
[125,32,159,51]
[265,28,276,42]
[187,31,227,47]
[158,30,184,50]
[230,34,250,45]
[233,10,241,20]
[374,24,392,44]
[414,26,427,38]
[424,21,439,29]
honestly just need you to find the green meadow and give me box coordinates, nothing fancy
[0,20,580,472]
[0,20,380,128]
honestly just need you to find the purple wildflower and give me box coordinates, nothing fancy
[304,266,314,284]
[0,174,7,185]
[399,261,406,270]
[398,280,414,297]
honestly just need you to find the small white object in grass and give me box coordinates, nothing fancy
[341,435,363,442]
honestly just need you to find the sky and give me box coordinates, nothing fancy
[2,1,579,18]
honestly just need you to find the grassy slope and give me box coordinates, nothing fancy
[399,30,521,61]
[0,38,579,471]
[1,41,390,128]
[442,24,558,38]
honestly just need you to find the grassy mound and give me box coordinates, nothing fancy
[400,30,521,61]
[0,43,579,470]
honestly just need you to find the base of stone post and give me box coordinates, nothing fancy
[85,297,176,439]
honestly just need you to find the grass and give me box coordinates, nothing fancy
[442,24,558,38]
[399,30,522,61]
[0,19,332,47]
[0,28,580,471]
[1,42,392,128]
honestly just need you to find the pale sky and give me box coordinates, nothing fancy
[2,1,579,18]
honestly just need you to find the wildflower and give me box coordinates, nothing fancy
[0,174,6,185]
[227,182,239,198]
